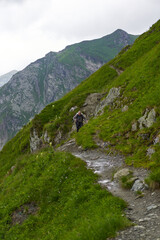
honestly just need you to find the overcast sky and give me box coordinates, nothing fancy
[0,0,159,75]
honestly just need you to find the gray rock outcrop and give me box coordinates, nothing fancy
[69,106,78,112]
[43,131,51,144]
[138,108,156,129]
[95,87,121,115]
[131,179,148,192]
[147,147,155,158]
[30,129,43,152]
[81,93,103,118]
[132,122,138,132]
[114,168,130,179]
[122,105,129,112]
[131,108,156,133]
[153,134,160,145]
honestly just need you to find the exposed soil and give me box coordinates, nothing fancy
[58,139,160,240]
[11,202,39,225]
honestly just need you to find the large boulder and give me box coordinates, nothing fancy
[81,93,102,118]
[30,129,43,152]
[114,168,130,179]
[95,87,121,115]
[131,179,148,192]
[54,130,62,144]
[69,106,78,112]
[146,109,156,127]
[43,131,51,144]
[138,108,156,129]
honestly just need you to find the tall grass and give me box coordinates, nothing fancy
[0,149,130,239]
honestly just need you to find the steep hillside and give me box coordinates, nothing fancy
[0,30,138,150]
[0,70,17,87]
[0,147,129,240]
[0,20,160,239]
[22,20,160,184]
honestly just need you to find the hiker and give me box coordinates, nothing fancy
[73,111,86,132]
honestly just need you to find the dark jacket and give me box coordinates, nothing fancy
[73,113,85,123]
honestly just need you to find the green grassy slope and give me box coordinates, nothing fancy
[0,20,160,239]
[32,64,118,139]
[58,29,138,65]
[0,48,128,240]
[0,148,129,240]
[0,64,118,182]
[109,20,160,70]
[77,30,138,62]
[31,19,160,182]
[76,20,160,182]
[77,42,160,151]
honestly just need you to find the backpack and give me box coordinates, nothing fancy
[76,114,84,123]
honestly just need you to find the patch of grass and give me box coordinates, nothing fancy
[120,173,135,189]
[58,30,138,66]
[0,123,31,181]
[109,20,160,70]
[149,167,160,183]
[0,149,130,239]
[135,190,144,198]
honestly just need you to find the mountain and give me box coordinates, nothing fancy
[0,70,17,87]
[0,20,159,239]
[0,29,138,150]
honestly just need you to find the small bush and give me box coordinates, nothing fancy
[120,173,135,189]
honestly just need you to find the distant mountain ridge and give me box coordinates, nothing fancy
[0,29,138,149]
[0,70,18,87]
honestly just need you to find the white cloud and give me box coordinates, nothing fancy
[0,0,159,75]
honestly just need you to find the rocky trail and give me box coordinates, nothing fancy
[58,139,160,240]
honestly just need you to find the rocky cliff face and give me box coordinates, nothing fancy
[0,53,103,149]
[0,30,138,149]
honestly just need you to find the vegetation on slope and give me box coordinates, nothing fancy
[30,20,160,184]
[31,20,160,184]
[110,20,160,70]
[32,64,118,139]
[58,29,138,65]
[0,148,129,240]
[76,20,160,183]
[0,20,160,239]
[0,54,128,240]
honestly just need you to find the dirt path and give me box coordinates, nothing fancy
[57,139,160,240]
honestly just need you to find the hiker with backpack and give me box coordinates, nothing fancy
[73,111,86,132]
